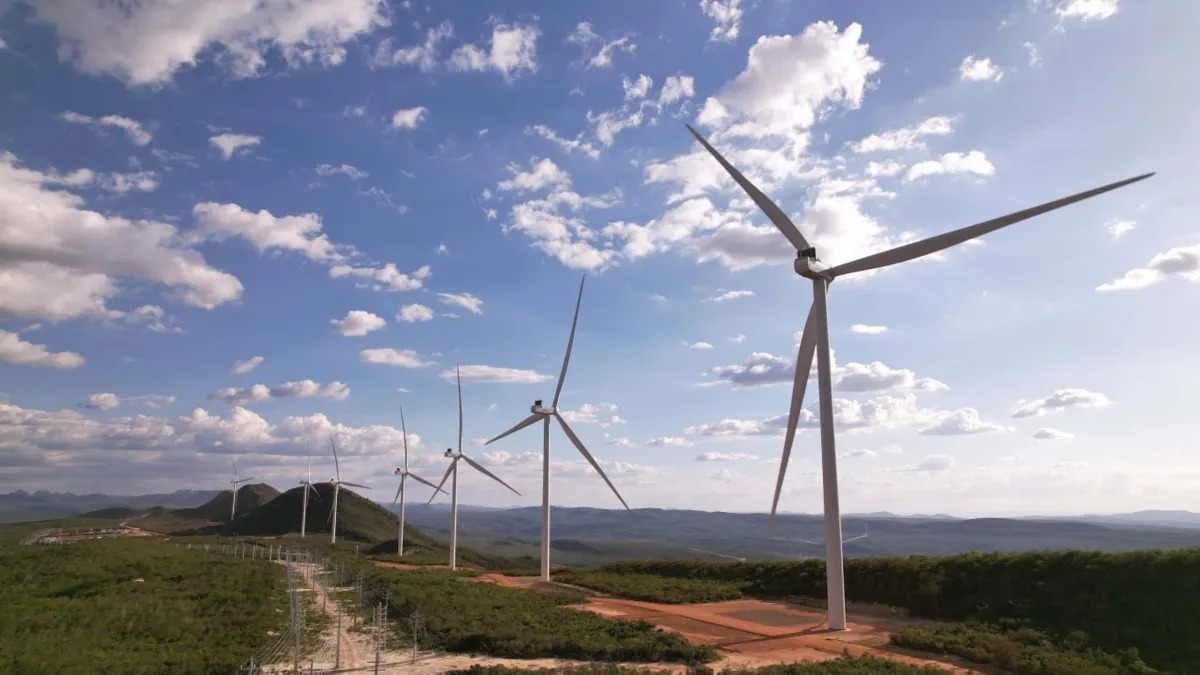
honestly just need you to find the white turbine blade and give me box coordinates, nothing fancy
[341,482,370,489]
[460,454,521,496]
[232,457,239,483]
[241,476,255,484]
[552,275,586,408]
[686,124,811,252]
[554,412,630,510]
[307,482,321,502]
[400,405,409,471]
[427,463,455,504]
[409,472,449,495]
[772,302,818,528]
[330,435,341,482]
[486,413,541,445]
[456,365,464,454]
[391,480,404,508]
[828,172,1155,277]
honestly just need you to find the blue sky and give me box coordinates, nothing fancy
[1,0,1196,516]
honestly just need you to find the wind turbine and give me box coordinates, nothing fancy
[327,435,370,545]
[430,366,521,571]
[686,123,1152,630]
[298,445,320,538]
[485,274,631,582]
[390,406,447,557]
[229,458,253,522]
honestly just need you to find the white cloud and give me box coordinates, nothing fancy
[209,380,349,405]
[905,151,995,182]
[95,171,159,193]
[437,292,483,315]
[449,21,539,81]
[81,392,176,411]
[231,356,264,375]
[397,304,434,323]
[560,403,623,426]
[84,393,121,410]
[344,104,367,118]
[25,0,386,86]
[687,341,715,350]
[209,133,261,160]
[919,409,1014,435]
[1096,244,1200,292]
[526,125,600,160]
[851,324,888,335]
[589,38,635,69]
[904,455,954,472]
[659,75,696,106]
[696,451,757,462]
[376,20,452,70]
[329,263,431,293]
[390,106,428,130]
[1011,388,1111,418]
[444,365,551,384]
[707,289,755,303]
[59,111,151,145]
[0,152,242,322]
[0,330,85,369]
[1056,0,1119,22]
[330,310,386,337]
[851,116,954,153]
[699,0,744,42]
[622,74,653,100]
[710,348,945,394]
[1024,42,1042,67]
[436,243,450,255]
[729,334,746,343]
[564,22,635,69]
[959,55,1003,82]
[1106,219,1135,240]
[316,163,368,180]
[842,448,877,459]
[647,436,694,447]
[360,348,429,368]
[865,160,905,178]
[1034,428,1075,440]
[192,202,341,262]
[687,393,927,438]
[497,157,570,192]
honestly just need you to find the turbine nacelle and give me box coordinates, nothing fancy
[444,448,460,459]
[530,399,555,415]
[394,467,409,476]
[794,250,831,280]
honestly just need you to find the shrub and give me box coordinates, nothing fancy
[554,570,744,604]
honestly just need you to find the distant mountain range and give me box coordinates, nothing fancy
[0,488,218,522]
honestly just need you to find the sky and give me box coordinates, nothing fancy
[1,0,1197,518]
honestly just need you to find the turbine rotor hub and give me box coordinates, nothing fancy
[531,399,555,415]
[794,248,831,280]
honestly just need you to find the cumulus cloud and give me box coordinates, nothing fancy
[497,157,570,192]
[905,151,995,182]
[209,380,350,405]
[1033,428,1075,440]
[209,133,261,159]
[706,289,754,303]
[1106,219,1135,240]
[1055,0,1119,22]
[687,341,715,350]
[647,436,694,447]
[686,393,927,437]
[850,324,888,335]
[710,348,946,394]
[696,451,757,462]
[397,304,434,323]
[623,74,653,100]
[850,116,954,153]
[0,331,85,369]
[375,20,452,70]
[561,403,625,428]
[1096,244,1200,292]
[231,356,265,375]
[316,163,368,180]
[82,393,176,410]
[330,263,431,293]
[565,22,636,69]
[83,393,120,410]
[437,292,483,315]
[919,409,1014,435]
[330,310,386,336]
[25,0,387,86]
[360,348,429,368]
[903,455,954,472]
[443,365,551,384]
[192,202,341,262]
[865,160,905,178]
[1011,388,1111,418]
[959,55,1003,82]
[448,21,539,81]
[699,0,744,42]
[526,125,600,160]
[390,106,428,129]
[0,152,242,322]
[59,111,152,145]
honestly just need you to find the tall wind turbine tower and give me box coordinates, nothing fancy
[430,366,521,570]
[486,275,631,582]
[229,458,253,523]
[327,435,370,545]
[686,123,1152,631]
[298,446,320,538]
[390,406,446,556]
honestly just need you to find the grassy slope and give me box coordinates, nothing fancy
[0,537,288,673]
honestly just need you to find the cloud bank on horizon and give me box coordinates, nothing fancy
[1,0,1196,517]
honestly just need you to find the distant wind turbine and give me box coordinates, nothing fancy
[391,406,446,557]
[430,366,521,571]
[298,445,320,538]
[327,435,370,545]
[486,274,630,582]
[229,458,253,523]
[687,122,1152,630]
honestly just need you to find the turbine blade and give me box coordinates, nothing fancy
[391,479,404,508]
[341,482,370,489]
[400,406,409,471]
[306,444,312,483]
[554,412,630,510]
[409,473,449,495]
[771,302,818,528]
[828,172,1156,277]
[330,435,341,482]
[486,413,541,445]
[553,275,586,408]
[232,457,239,483]
[456,365,463,454]
[241,476,255,483]
[686,124,810,252]
[461,454,521,496]
[427,463,454,504]
[307,483,321,502]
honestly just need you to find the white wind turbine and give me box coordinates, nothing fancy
[298,446,320,538]
[229,458,253,523]
[327,435,370,545]
[430,366,521,571]
[390,406,447,557]
[687,123,1152,631]
[485,274,631,582]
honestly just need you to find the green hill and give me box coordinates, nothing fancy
[174,483,280,523]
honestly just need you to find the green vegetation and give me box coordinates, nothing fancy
[891,622,1157,675]
[445,655,953,673]
[598,549,1200,672]
[554,569,744,604]
[0,537,288,673]
[357,565,717,663]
